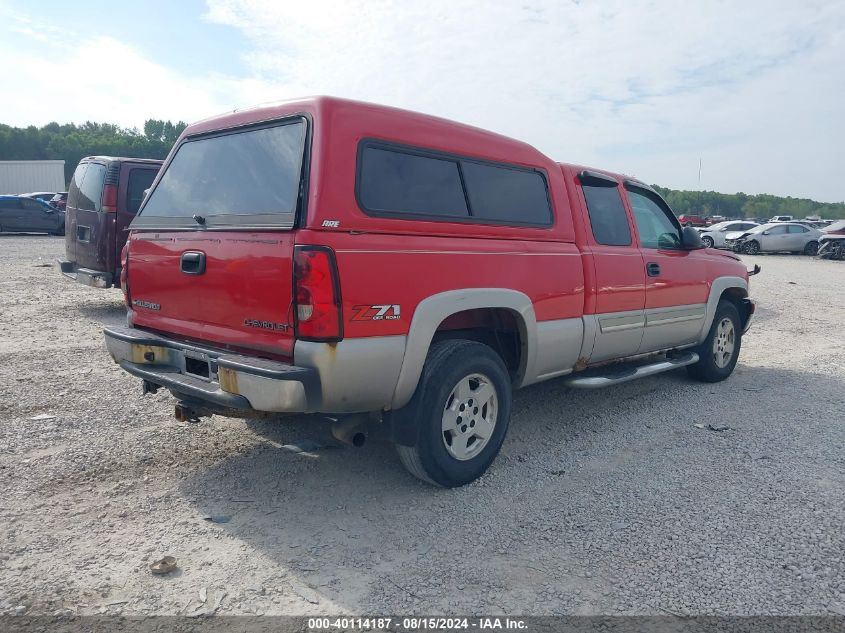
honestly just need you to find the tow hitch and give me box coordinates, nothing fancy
[174,402,210,424]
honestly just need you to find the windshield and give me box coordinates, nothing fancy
[136,118,307,229]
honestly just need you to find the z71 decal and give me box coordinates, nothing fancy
[351,304,401,321]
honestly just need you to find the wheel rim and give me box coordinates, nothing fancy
[713,318,736,368]
[746,241,759,254]
[441,372,498,461]
[703,237,713,248]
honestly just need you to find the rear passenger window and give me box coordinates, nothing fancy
[357,142,553,226]
[126,169,158,214]
[66,163,88,209]
[461,162,551,224]
[787,225,808,233]
[358,147,468,218]
[580,178,632,246]
[77,163,107,211]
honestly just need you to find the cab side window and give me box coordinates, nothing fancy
[579,172,631,246]
[627,189,682,249]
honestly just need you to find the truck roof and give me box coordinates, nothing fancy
[182,95,550,168]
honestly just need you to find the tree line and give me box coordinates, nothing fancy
[651,185,845,221]
[1,120,843,219]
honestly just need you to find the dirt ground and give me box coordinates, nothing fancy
[0,234,843,617]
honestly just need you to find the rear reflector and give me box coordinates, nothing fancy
[102,184,118,213]
[293,246,342,341]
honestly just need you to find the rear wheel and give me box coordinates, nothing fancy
[687,300,742,383]
[393,340,512,487]
[803,241,818,256]
[743,240,760,255]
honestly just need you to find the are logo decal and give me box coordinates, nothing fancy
[244,318,289,332]
[351,304,401,321]
[132,299,161,311]
[321,220,340,228]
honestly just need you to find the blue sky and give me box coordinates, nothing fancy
[3,0,249,76]
[1,0,843,202]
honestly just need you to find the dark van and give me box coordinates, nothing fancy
[60,156,162,288]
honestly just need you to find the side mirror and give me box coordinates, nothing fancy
[681,226,704,250]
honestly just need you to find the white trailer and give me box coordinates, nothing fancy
[0,160,66,195]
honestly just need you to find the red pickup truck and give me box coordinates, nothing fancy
[104,97,755,487]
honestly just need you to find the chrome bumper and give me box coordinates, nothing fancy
[103,326,318,413]
[59,261,114,289]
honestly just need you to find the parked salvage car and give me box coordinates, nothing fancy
[103,96,757,487]
[698,220,759,249]
[726,222,821,255]
[60,156,162,288]
[677,214,707,227]
[49,192,68,211]
[0,195,65,235]
[817,220,845,260]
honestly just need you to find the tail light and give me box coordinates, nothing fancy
[120,242,130,306]
[293,246,342,341]
[102,184,118,213]
[102,162,120,212]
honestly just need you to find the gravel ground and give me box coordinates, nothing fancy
[0,234,843,617]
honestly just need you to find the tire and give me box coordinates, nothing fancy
[701,235,714,248]
[687,300,742,383]
[743,240,760,255]
[803,241,818,256]
[51,223,65,236]
[393,339,512,488]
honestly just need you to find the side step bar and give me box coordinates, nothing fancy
[563,352,699,389]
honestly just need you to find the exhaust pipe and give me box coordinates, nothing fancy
[331,415,368,447]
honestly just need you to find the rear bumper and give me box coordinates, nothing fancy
[59,261,114,289]
[103,326,319,413]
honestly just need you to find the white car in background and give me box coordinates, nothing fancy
[725,222,823,255]
[698,220,759,249]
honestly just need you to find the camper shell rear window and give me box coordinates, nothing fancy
[134,116,309,230]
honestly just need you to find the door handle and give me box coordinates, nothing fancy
[180,251,206,275]
[646,262,661,277]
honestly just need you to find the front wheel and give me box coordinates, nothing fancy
[392,340,512,487]
[743,240,760,255]
[701,235,714,248]
[687,300,742,383]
